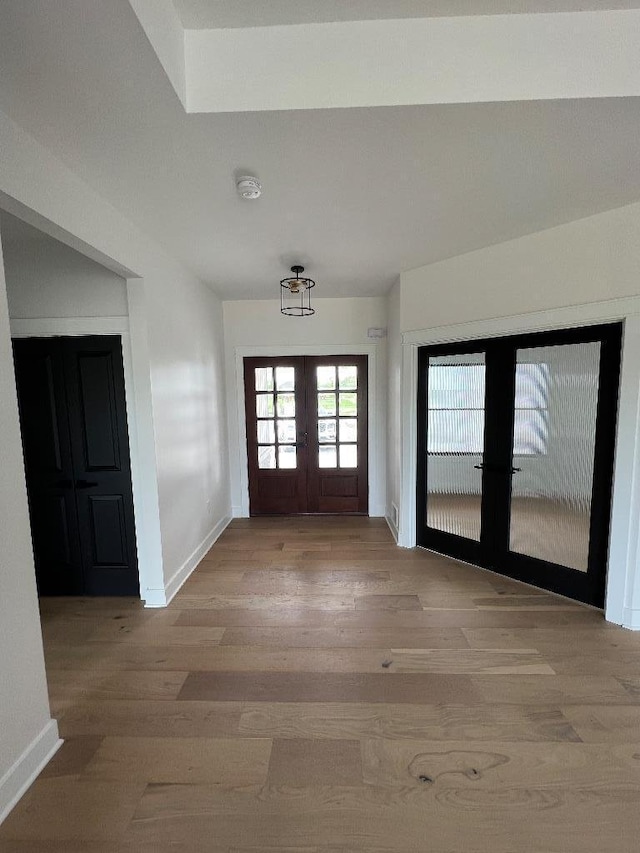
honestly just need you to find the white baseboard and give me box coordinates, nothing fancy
[0,719,62,825]
[142,587,169,608]
[144,515,232,608]
[231,505,244,518]
[385,513,398,543]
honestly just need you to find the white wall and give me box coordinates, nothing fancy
[0,105,231,607]
[0,233,60,822]
[0,212,127,319]
[386,280,401,539]
[0,203,231,602]
[401,201,640,332]
[399,202,640,513]
[398,201,640,627]
[146,271,230,598]
[223,296,387,518]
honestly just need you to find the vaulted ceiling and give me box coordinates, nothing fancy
[0,1,639,298]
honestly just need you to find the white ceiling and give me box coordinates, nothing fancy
[172,0,640,28]
[1,1,640,298]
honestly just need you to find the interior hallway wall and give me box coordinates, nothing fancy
[401,201,640,333]
[0,106,231,607]
[223,296,388,518]
[0,229,59,822]
[0,211,127,319]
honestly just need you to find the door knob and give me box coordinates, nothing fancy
[75,479,99,489]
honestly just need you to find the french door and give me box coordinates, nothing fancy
[417,323,622,606]
[244,355,368,515]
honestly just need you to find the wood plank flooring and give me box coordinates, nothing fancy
[3,517,640,852]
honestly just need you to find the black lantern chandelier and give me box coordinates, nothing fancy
[280,265,315,317]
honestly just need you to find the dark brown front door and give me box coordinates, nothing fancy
[244,355,368,515]
[12,335,139,596]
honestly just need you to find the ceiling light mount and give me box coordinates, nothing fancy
[280,265,315,317]
[236,176,262,200]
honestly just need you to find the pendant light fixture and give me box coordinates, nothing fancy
[280,265,315,317]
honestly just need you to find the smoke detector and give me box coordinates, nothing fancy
[236,176,262,200]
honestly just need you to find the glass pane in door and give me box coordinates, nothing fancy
[315,363,360,472]
[426,353,486,540]
[255,365,299,470]
[508,342,601,571]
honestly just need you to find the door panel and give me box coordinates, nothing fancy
[244,355,368,515]
[88,495,128,565]
[12,335,139,596]
[12,338,83,594]
[306,355,368,514]
[75,349,122,470]
[245,357,308,515]
[417,324,622,607]
[63,337,139,595]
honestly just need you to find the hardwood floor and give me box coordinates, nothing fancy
[3,517,640,851]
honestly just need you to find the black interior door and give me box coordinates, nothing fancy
[12,335,139,596]
[417,323,622,607]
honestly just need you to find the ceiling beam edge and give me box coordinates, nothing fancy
[183,11,640,113]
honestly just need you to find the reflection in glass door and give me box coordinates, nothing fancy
[508,342,601,572]
[417,324,622,606]
[425,353,486,541]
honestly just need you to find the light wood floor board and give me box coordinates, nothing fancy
[0,779,146,841]
[83,736,272,785]
[219,626,470,648]
[124,781,640,852]
[3,516,640,852]
[237,701,581,742]
[470,674,638,705]
[268,739,363,786]
[58,700,245,738]
[177,671,481,703]
[360,739,640,788]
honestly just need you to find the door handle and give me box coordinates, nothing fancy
[296,432,308,448]
[474,463,502,472]
[75,479,99,489]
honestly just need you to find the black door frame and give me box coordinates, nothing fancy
[416,322,622,607]
[12,331,142,597]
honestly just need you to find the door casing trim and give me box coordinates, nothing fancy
[399,295,640,629]
[233,344,382,518]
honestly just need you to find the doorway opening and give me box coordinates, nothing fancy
[417,323,622,606]
[244,355,368,515]
[13,335,139,596]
